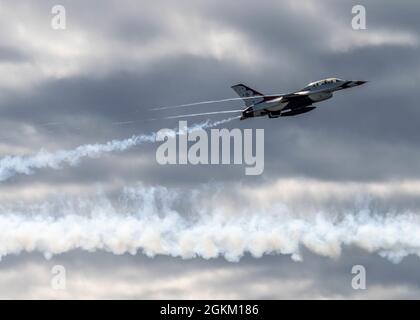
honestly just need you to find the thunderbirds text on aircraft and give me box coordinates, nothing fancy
[152,78,367,120]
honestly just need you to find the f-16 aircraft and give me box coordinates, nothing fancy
[232,78,367,120]
[150,78,367,121]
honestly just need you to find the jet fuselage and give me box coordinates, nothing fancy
[238,78,367,120]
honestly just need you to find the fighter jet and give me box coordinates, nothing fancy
[150,78,367,121]
[232,78,367,120]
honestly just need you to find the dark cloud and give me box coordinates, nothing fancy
[0,46,30,62]
[0,0,419,299]
[0,0,418,183]
[2,249,420,299]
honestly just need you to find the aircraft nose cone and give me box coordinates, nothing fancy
[355,80,368,85]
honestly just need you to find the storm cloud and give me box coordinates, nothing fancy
[0,0,420,299]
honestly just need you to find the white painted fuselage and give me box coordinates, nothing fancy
[236,78,367,120]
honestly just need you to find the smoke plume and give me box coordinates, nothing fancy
[0,182,419,263]
[0,117,417,264]
[0,117,238,182]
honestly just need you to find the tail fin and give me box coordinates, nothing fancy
[231,84,265,107]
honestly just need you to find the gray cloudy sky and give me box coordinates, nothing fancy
[1,0,420,299]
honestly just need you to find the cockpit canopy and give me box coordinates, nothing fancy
[303,78,344,90]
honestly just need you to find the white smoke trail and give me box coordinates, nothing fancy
[163,110,242,120]
[0,117,239,182]
[149,94,282,111]
[0,183,419,263]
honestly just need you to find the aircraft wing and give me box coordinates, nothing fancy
[252,90,312,110]
[281,91,312,106]
[254,91,310,103]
